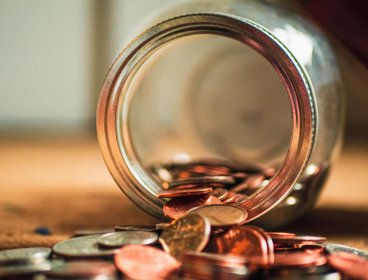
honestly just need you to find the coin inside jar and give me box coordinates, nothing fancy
[162,175,235,189]
[157,186,213,198]
[97,231,158,248]
[189,205,248,227]
[159,214,211,259]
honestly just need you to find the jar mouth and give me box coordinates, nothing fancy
[97,13,316,222]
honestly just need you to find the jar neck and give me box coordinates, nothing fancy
[97,13,316,221]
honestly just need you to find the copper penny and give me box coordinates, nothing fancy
[157,186,213,198]
[221,191,237,204]
[206,226,273,266]
[114,245,180,279]
[163,194,221,220]
[189,205,248,227]
[162,175,235,189]
[159,214,211,260]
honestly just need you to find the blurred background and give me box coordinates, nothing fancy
[0,0,171,136]
[0,0,367,136]
[0,0,367,248]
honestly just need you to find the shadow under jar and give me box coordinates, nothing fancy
[97,0,344,229]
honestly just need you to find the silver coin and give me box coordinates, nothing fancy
[0,247,51,264]
[98,231,158,248]
[52,234,119,258]
[325,243,368,259]
[0,258,52,277]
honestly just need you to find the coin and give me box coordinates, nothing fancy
[114,225,157,232]
[157,186,213,198]
[162,175,235,189]
[163,194,221,220]
[97,231,158,248]
[115,245,180,280]
[0,247,51,264]
[46,260,117,279]
[325,243,368,259]
[206,226,273,265]
[52,234,119,258]
[159,214,211,259]
[189,205,248,227]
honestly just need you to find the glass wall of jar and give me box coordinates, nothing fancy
[97,0,344,228]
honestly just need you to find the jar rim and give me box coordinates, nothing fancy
[97,13,316,222]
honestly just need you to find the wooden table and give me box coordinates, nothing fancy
[0,136,367,250]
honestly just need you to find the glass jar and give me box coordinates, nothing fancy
[97,0,344,228]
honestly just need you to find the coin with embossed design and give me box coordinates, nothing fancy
[159,214,210,259]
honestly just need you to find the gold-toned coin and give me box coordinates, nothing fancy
[189,205,248,227]
[159,214,210,260]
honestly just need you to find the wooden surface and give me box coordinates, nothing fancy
[0,136,367,250]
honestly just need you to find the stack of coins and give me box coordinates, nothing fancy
[0,222,367,279]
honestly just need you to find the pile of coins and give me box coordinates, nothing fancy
[1,221,367,279]
[1,160,367,279]
[149,159,277,222]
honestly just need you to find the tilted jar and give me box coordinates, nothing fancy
[97,0,344,228]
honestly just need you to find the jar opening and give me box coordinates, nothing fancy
[97,13,315,222]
